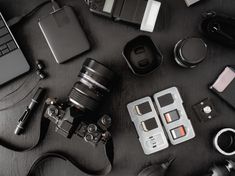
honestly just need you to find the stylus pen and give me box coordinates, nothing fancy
[14,87,45,135]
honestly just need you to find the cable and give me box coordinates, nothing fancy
[7,0,52,27]
[0,74,35,102]
[0,78,40,111]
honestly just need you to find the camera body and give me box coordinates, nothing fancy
[44,98,112,145]
[43,58,114,145]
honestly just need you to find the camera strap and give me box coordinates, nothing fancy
[26,138,114,176]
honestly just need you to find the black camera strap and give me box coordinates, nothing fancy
[26,138,114,176]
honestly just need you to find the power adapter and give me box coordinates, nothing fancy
[38,1,90,64]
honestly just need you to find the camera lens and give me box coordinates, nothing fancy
[214,128,235,156]
[69,58,114,112]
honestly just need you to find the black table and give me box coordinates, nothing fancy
[0,0,235,175]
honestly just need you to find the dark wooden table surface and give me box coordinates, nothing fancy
[0,0,235,175]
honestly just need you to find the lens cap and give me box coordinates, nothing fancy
[123,35,163,75]
[174,37,207,68]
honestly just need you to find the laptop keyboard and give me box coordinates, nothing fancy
[0,16,18,57]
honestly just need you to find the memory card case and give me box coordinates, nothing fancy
[210,66,235,109]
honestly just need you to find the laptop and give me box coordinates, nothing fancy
[0,12,30,86]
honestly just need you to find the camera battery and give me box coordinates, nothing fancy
[127,97,169,155]
[153,87,195,145]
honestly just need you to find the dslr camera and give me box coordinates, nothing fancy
[44,58,115,145]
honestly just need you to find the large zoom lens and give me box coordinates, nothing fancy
[69,58,114,112]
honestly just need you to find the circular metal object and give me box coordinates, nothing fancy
[214,128,235,156]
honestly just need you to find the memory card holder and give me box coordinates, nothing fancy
[127,97,169,155]
[153,87,195,145]
[127,87,195,155]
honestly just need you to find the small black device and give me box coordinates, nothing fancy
[201,11,235,48]
[0,12,30,86]
[15,87,45,135]
[43,58,115,145]
[123,35,163,75]
[193,98,217,122]
[174,37,207,68]
[38,5,90,64]
[86,0,161,32]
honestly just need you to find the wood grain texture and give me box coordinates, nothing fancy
[0,0,235,175]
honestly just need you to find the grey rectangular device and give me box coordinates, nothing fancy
[127,97,169,155]
[0,12,30,86]
[38,6,90,64]
[153,87,195,145]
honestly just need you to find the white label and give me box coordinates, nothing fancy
[103,0,114,13]
[141,0,161,32]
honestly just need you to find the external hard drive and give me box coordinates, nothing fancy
[38,6,90,64]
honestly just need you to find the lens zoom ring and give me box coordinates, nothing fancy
[69,88,97,111]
